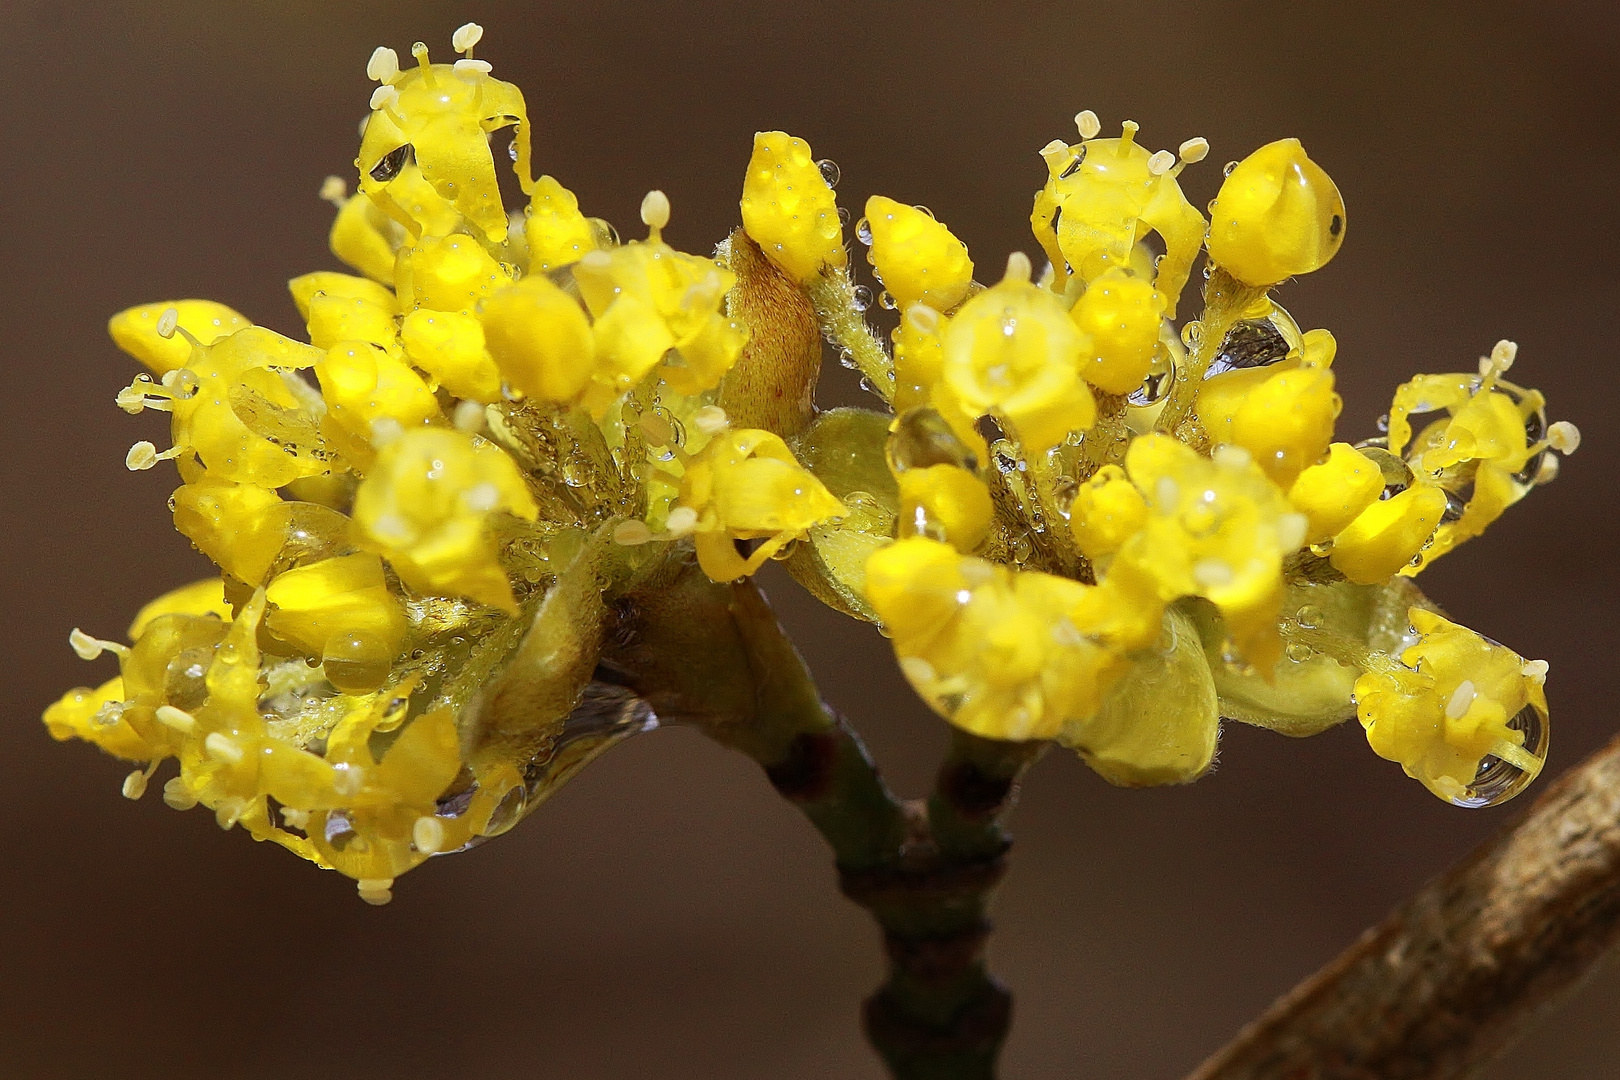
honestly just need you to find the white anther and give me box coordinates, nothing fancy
[357,878,395,906]
[1490,339,1518,371]
[1147,150,1176,176]
[204,732,244,765]
[281,806,311,830]
[462,482,500,513]
[905,303,941,335]
[899,656,938,686]
[332,762,366,797]
[155,306,179,339]
[640,189,671,231]
[122,769,150,800]
[1444,679,1477,721]
[1074,109,1101,140]
[1003,251,1033,283]
[413,815,446,854]
[692,405,730,436]
[452,399,487,432]
[366,46,400,82]
[1277,512,1309,552]
[1050,617,1085,647]
[1192,558,1235,589]
[369,512,415,544]
[319,175,348,205]
[1212,443,1253,468]
[664,506,699,537]
[1178,137,1210,163]
[155,705,197,733]
[612,519,655,546]
[451,22,484,53]
[1154,476,1180,508]
[369,416,404,446]
[1521,659,1550,684]
[126,441,159,470]
[369,84,400,112]
[116,385,149,414]
[162,776,198,811]
[70,628,119,660]
[453,58,493,74]
[1547,420,1581,454]
[1038,139,1072,171]
[1534,454,1561,485]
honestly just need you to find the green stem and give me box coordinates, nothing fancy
[1154,268,1269,441]
[807,267,896,402]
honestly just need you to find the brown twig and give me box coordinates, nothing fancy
[1188,731,1620,1080]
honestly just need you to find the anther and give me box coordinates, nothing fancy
[369,416,404,446]
[1491,339,1518,371]
[1178,137,1210,163]
[453,58,492,74]
[366,46,400,83]
[905,303,941,335]
[692,405,730,436]
[126,441,181,471]
[1147,150,1176,176]
[369,84,400,112]
[410,41,434,85]
[357,878,395,906]
[462,482,500,512]
[640,189,671,233]
[1522,659,1550,683]
[70,628,126,660]
[281,806,311,830]
[155,705,197,733]
[1192,558,1235,588]
[122,769,149,800]
[155,306,179,339]
[1534,454,1561,484]
[1038,139,1072,173]
[1445,679,1476,721]
[1003,251,1033,283]
[664,506,698,537]
[319,176,348,205]
[612,520,655,546]
[204,732,244,765]
[1119,120,1140,150]
[1074,109,1101,140]
[1547,420,1581,454]
[451,22,484,55]
[452,399,486,432]
[413,815,446,854]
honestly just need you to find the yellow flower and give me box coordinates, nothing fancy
[1228,366,1341,489]
[314,342,442,461]
[1069,464,1149,562]
[864,196,974,312]
[480,275,598,405]
[1328,485,1448,584]
[740,131,846,282]
[352,427,539,611]
[289,271,399,350]
[679,428,846,581]
[1207,138,1345,287]
[1069,269,1167,395]
[524,174,602,271]
[1287,442,1383,545]
[108,300,250,375]
[397,233,511,314]
[939,257,1096,452]
[1355,609,1548,805]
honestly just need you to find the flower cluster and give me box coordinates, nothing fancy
[47,27,844,903]
[48,30,1577,902]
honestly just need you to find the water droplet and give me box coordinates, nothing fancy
[878,290,897,311]
[1440,487,1469,523]
[855,217,874,246]
[852,285,873,312]
[1284,642,1313,663]
[1294,605,1322,628]
[483,785,527,836]
[369,143,412,183]
[508,138,519,162]
[1222,160,1238,177]
[1009,533,1035,562]
[1060,143,1087,178]
[1204,319,1289,379]
[816,158,841,187]
[1181,322,1203,350]
[838,206,851,225]
[1451,704,1549,808]
[1376,413,1391,433]
[889,407,979,472]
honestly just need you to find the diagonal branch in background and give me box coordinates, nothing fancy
[1189,731,1620,1080]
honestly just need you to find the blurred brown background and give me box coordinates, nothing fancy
[3,1,1617,1077]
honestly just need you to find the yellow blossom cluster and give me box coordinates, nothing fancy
[47,27,845,902]
[750,115,1572,801]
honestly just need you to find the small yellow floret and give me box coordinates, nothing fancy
[1069,269,1167,395]
[109,301,252,375]
[1328,485,1447,584]
[315,342,442,457]
[399,234,511,313]
[1069,464,1149,560]
[864,196,974,312]
[401,309,503,403]
[524,175,600,271]
[264,553,408,684]
[1287,442,1382,545]
[896,464,992,552]
[480,276,597,405]
[352,427,538,611]
[1229,366,1341,488]
[739,131,846,283]
[1207,138,1345,287]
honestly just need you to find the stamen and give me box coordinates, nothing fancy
[1444,679,1476,721]
[1147,150,1176,176]
[462,482,500,512]
[1490,338,1518,371]
[453,58,492,74]
[1534,454,1561,484]
[1521,659,1550,683]
[1178,137,1210,163]
[162,777,198,811]
[1547,420,1581,454]
[1003,251,1033,283]
[452,399,487,432]
[1038,139,1073,174]
[366,46,400,83]
[204,732,244,765]
[369,84,400,112]
[126,441,182,471]
[122,769,149,800]
[1192,558,1235,588]
[357,878,395,906]
[692,405,730,436]
[413,815,446,854]
[1119,120,1140,150]
[905,303,941,335]
[451,22,484,55]
[70,628,127,660]
[369,416,404,446]
[319,176,348,205]
[281,806,311,830]
[613,519,655,546]
[155,306,179,339]
[1074,109,1101,140]
[664,506,699,537]
[640,189,671,234]
[410,41,434,86]
[155,705,197,733]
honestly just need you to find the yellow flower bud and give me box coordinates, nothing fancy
[1328,484,1447,584]
[1355,609,1547,805]
[314,342,442,457]
[864,196,974,312]
[1069,269,1167,394]
[739,131,846,283]
[524,175,600,271]
[1069,464,1148,561]
[940,273,1096,452]
[288,272,398,323]
[480,276,597,405]
[45,678,146,760]
[1229,366,1340,488]
[399,234,510,314]
[401,309,502,403]
[352,427,538,611]
[1207,138,1345,287]
[680,429,846,581]
[1287,442,1383,545]
[896,464,992,552]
